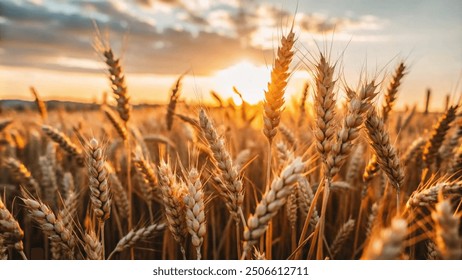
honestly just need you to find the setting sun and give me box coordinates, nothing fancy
[211,60,271,105]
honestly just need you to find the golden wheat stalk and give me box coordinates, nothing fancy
[5,157,41,196]
[297,177,320,228]
[431,198,461,259]
[0,197,24,256]
[108,223,166,259]
[22,196,76,258]
[183,168,206,260]
[243,157,304,253]
[262,29,295,143]
[30,86,48,121]
[382,62,406,122]
[102,48,131,123]
[364,109,404,191]
[88,138,111,224]
[166,74,184,131]
[105,163,130,219]
[84,229,103,260]
[330,219,355,258]
[103,106,128,140]
[199,109,243,223]
[327,80,379,178]
[298,82,309,127]
[406,182,462,208]
[313,54,337,167]
[132,147,157,220]
[157,160,188,258]
[422,105,458,169]
[42,125,85,166]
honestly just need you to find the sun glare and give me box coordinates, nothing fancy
[211,60,270,105]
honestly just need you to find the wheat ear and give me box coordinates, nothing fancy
[243,157,304,252]
[450,145,462,175]
[406,182,462,208]
[422,105,458,168]
[0,197,24,254]
[298,82,309,127]
[108,223,166,259]
[157,160,187,258]
[166,74,184,131]
[279,124,297,150]
[175,113,201,130]
[210,90,224,108]
[42,125,85,166]
[431,198,461,260]
[362,155,380,197]
[346,145,364,184]
[234,149,251,172]
[58,190,78,231]
[364,109,404,191]
[276,141,293,167]
[382,62,406,122]
[365,202,379,237]
[183,168,206,260]
[61,172,75,200]
[0,236,7,260]
[426,241,440,260]
[22,196,76,258]
[30,86,48,121]
[132,148,157,221]
[313,54,337,167]
[439,125,462,161]
[330,219,355,258]
[88,138,111,224]
[106,163,130,219]
[327,81,379,178]
[103,106,128,140]
[297,177,320,228]
[39,155,58,210]
[263,29,295,143]
[5,157,41,196]
[102,48,131,123]
[361,218,407,260]
[401,137,426,166]
[0,119,13,132]
[199,109,243,223]
[84,229,103,260]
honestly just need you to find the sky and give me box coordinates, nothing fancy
[0,0,461,110]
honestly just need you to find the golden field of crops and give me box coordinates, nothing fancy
[0,26,461,261]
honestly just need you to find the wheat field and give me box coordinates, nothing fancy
[0,28,461,261]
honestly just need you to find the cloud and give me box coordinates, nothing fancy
[135,0,182,7]
[0,0,269,75]
[298,13,385,34]
[0,0,386,76]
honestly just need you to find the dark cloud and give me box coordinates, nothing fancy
[124,28,270,75]
[299,15,338,33]
[231,8,258,39]
[0,0,268,75]
[183,10,208,26]
[297,12,382,34]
